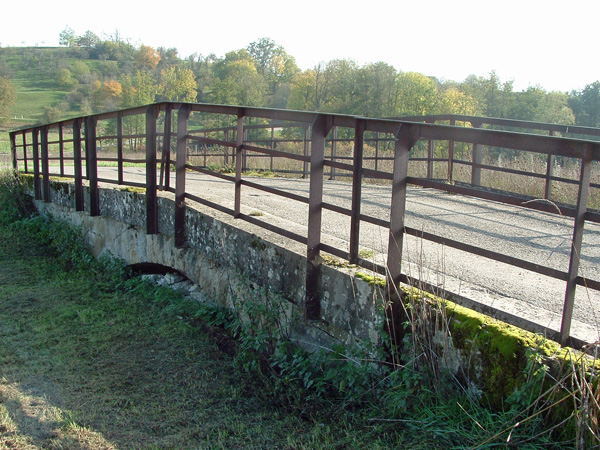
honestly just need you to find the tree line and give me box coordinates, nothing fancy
[1,27,599,129]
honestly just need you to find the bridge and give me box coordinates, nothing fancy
[8,102,600,348]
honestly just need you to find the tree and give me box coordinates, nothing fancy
[247,37,300,94]
[135,45,161,70]
[209,59,266,106]
[76,30,100,48]
[438,87,478,116]
[569,81,600,127]
[158,66,197,102]
[396,72,438,116]
[56,68,77,89]
[59,26,76,47]
[356,62,399,117]
[0,76,16,124]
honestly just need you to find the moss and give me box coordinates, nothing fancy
[250,236,266,251]
[119,187,146,194]
[355,272,386,288]
[323,255,356,269]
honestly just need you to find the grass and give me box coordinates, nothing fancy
[0,217,439,449]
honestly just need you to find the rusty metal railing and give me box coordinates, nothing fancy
[9,102,600,347]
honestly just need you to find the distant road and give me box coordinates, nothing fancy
[68,166,600,344]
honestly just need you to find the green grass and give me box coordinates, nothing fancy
[0,218,438,449]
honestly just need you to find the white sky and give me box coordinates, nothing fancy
[1,0,598,93]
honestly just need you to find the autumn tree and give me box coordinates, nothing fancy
[136,45,161,70]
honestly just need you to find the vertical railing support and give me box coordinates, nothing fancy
[560,144,593,345]
[175,104,191,248]
[73,119,84,212]
[117,112,124,184]
[349,120,365,264]
[305,114,332,320]
[448,118,455,181]
[58,123,65,177]
[10,133,17,172]
[160,104,173,191]
[386,123,418,289]
[375,132,380,172]
[22,133,28,173]
[234,111,245,218]
[85,116,99,216]
[40,126,50,203]
[329,126,338,180]
[544,131,555,200]
[426,119,435,179]
[32,129,41,200]
[302,126,310,178]
[224,129,230,165]
[471,121,483,186]
[146,105,159,234]
[270,126,275,171]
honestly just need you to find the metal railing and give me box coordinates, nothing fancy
[9,102,600,347]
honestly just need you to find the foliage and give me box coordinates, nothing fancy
[0,172,35,225]
[0,75,17,124]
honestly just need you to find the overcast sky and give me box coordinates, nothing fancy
[2,0,598,93]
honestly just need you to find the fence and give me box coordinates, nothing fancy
[9,102,600,347]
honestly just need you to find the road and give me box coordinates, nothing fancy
[73,166,600,344]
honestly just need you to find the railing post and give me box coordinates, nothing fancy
[175,104,191,248]
[32,129,41,200]
[302,125,310,178]
[73,119,84,212]
[160,104,173,191]
[146,105,159,234]
[329,126,338,180]
[10,133,17,172]
[85,116,99,216]
[349,120,365,264]
[448,118,455,181]
[544,130,555,200]
[22,133,28,173]
[224,129,230,165]
[374,132,380,172]
[117,111,124,184]
[306,114,331,320]
[387,123,418,289]
[426,119,435,179]
[234,111,244,218]
[242,128,248,172]
[471,120,483,186]
[58,123,65,177]
[40,126,50,203]
[270,126,275,171]
[560,144,593,345]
